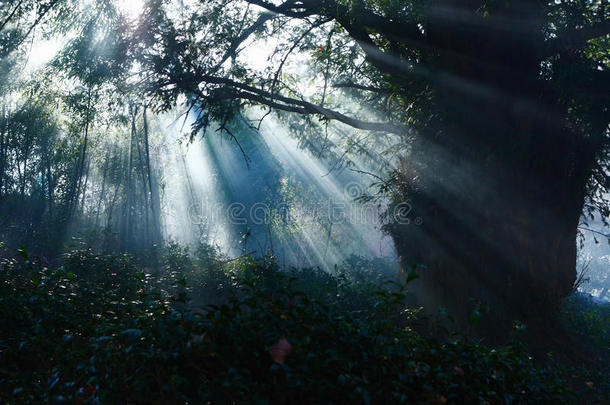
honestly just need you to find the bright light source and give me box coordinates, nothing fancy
[26,38,62,72]
[116,0,145,18]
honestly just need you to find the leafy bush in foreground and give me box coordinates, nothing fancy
[0,246,569,404]
[560,293,609,401]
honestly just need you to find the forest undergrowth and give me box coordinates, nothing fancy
[0,241,607,404]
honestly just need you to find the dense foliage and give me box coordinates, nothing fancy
[2,243,605,404]
[0,1,608,402]
[1,0,608,326]
[130,0,610,326]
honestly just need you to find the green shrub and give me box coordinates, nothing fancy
[0,246,571,404]
[560,293,609,400]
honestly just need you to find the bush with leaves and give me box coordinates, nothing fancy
[0,246,573,404]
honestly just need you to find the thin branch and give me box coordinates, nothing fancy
[349,168,384,182]
[270,18,328,98]
[9,0,61,55]
[216,105,252,169]
[245,0,424,50]
[256,107,272,131]
[0,0,25,33]
[246,0,419,77]
[319,27,335,107]
[261,17,330,129]
[211,11,275,74]
[333,81,390,94]
[578,226,610,239]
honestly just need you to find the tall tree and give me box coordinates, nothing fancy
[136,0,609,328]
[0,104,7,200]
[143,106,162,245]
[122,105,138,250]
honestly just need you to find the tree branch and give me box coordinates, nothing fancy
[9,0,61,55]
[545,19,610,57]
[244,0,425,75]
[227,89,407,134]
[169,71,406,133]
[211,11,276,74]
[244,0,320,18]
[269,18,329,98]
[333,81,390,94]
[578,226,610,239]
[245,0,424,50]
[0,0,25,33]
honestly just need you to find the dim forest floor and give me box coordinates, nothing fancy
[0,242,608,404]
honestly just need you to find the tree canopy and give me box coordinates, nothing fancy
[1,0,609,329]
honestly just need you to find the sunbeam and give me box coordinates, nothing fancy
[0,1,608,401]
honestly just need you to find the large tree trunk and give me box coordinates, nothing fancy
[389,163,583,335]
[388,79,591,337]
[378,1,602,337]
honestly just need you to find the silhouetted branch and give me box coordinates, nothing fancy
[211,11,276,74]
[216,123,251,169]
[333,81,389,94]
[163,73,408,134]
[229,89,407,133]
[545,20,610,57]
[0,0,25,33]
[244,0,423,78]
[578,226,610,239]
[244,0,320,18]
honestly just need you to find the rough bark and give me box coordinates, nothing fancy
[387,73,592,335]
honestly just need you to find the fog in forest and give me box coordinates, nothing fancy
[0,0,608,403]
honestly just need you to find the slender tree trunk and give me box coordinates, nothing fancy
[20,139,32,202]
[143,106,162,245]
[46,156,54,222]
[135,121,150,244]
[39,122,54,223]
[67,86,93,220]
[15,156,22,198]
[122,105,137,250]
[75,88,92,203]
[79,157,91,212]
[180,150,204,239]
[106,152,123,230]
[323,221,333,260]
[95,149,110,228]
[20,158,27,200]
[0,104,7,200]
